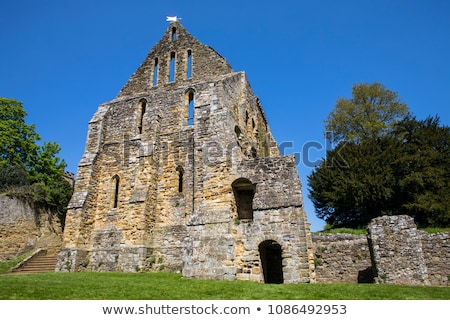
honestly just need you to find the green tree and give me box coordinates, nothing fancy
[392,116,450,227]
[325,82,410,143]
[308,115,450,228]
[308,137,401,228]
[0,97,72,225]
[0,98,40,167]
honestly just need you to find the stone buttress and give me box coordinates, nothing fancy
[56,22,314,283]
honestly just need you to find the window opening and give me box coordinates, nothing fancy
[176,166,184,192]
[153,58,158,86]
[138,99,146,134]
[169,52,176,82]
[187,91,194,126]
[232,178,255,220]
[187,50,192,79]
[112,175,120,209]
[172,27,177,41]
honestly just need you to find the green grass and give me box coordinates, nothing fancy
[315,227,450,235]
[315,228,368,235]
[0,251,33,274]
[419,227,450,234]
[0,272,448,300]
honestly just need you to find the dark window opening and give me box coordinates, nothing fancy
[232,178,255,220]
[259,240,283,284]
[153,58,159,86]
[187,50,192,79]
[112,175,120,209]
[172,27,177,41]
[176,166,184,193]
[138,99,147,134]
[187,91,194,126]
[169,52,176,82]
[234,126,242,139]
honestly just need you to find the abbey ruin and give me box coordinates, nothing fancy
[55,22,315,283]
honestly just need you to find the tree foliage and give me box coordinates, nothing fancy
[0,98,40,167]
[0,98,72,224]
[308,115,450,228]
[325,82,410,143]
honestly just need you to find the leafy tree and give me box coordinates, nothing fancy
[324,82,410,143]
[308,115,450,228]
[0,97,72,225]
[0,98,40,167]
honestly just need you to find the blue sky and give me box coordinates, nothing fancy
[1,0,449,231]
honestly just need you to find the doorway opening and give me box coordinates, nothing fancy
[259,240,283,284]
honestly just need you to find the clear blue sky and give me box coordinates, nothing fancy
[1,0,449,231]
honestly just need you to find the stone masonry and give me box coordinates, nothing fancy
[368,215,430,285]
[0,194,62,260]
[56,22,315,283]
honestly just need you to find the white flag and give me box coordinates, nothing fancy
[166,16,179,22]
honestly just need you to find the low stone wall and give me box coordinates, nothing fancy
[0,194,62,261]
[312,233,372,283]
[420,231,450,287]
[312,216,449,286]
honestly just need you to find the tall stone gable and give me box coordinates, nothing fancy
[56,22,314,283]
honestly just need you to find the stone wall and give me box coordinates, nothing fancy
[0,194,63,261]
[419,231,449,286]
[368,215,429,285]
[312,215,449,286]
[312,233,372,283]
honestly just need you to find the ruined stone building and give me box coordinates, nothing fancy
[56,22,315,283]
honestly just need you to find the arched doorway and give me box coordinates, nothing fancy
[259,240,283,284]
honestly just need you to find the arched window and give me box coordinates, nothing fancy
[232,178,255,220]
[186,50,192,79]
[153,58,159,86]
[112,175,120,209]
[176,166,184,193]
[137,99,147,134]
[185,90,195,126]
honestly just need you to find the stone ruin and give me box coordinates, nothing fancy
[313,215,448,286]
[55,21,315,283]
[368,215,430,285]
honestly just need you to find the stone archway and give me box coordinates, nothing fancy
[259,240,283,284]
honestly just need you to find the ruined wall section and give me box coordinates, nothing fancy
[312,233,372,283]
[0,194,63,261]
[230,155,313,283]
[420,231,450,286]
[368,215,430,285]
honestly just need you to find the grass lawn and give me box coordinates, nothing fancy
[0,272,448,300]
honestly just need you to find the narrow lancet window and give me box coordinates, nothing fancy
[187,91,194,126]
[176,166,184,193]
[172,27,177,41]
[186,50,192,79]
[137,99,146,134]
[112,175,120,209]
[153,58,159,86]
[169,52,176,82]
